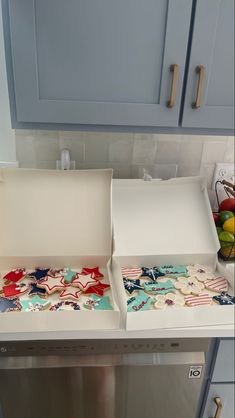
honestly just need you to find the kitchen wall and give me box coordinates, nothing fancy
[15,130,234,206]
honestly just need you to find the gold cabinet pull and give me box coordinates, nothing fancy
[167,64,179,108]
[210,397,222,418]
[192,65,205,109]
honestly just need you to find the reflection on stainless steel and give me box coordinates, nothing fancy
[0,339,209,418]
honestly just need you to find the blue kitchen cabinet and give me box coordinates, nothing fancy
[182,0,234,129]
[202,384,234,418]
[5,0,192,127]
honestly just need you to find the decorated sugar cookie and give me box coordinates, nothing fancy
[185,293,212,307]
[0,296,20,312]
[123,278,143,295]
[50,301,80,311]
[154,293,185,309]
[140,267,164,281]
[62,268,77,284]
[28,282,47,298]
[213,292,235,306]
[205,277,228,293]
[186,265,214,282]
[127,291,154,312]
[83,295,113,310]
[3,268,27,283]
[59,286,82,301]
[158,265,187,277]
[20,296,51,312]
[71,273,97,291]
[37,275,66,294]
[80,267,104,279]
[174,276,204,295]
[28,268,50,282]
[2,282,29,298]
[143,280,175,295]
[84,281,110,296]
[121,267,142,280]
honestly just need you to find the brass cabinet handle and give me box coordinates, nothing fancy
[167,64,179,108]
[192,65,205,109]
[210,397,222,418]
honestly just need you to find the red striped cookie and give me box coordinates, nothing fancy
[121,267,142,279]
[185,293,212,307]
[205,277,228,293]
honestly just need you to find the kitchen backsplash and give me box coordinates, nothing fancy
[15,130,234,205]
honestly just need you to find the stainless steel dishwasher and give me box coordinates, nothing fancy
[0,338,209,418]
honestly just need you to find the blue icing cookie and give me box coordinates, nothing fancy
[123,278,143,295]
[28,282,47,297]
[0,297,20,312]
[140,267,165,281]
[84,295,113,310]
[213,292,235,306]
[127,291,154,312]
[158,265,187,277]
[28,268,50,281]
[143,280,175,295]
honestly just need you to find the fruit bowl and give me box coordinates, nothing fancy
[219,238,235,260]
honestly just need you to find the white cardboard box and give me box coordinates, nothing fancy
[111,177,234,330]
[0,168,120,332]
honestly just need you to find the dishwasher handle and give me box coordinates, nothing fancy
[0,352,205,370]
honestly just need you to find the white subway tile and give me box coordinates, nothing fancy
[132,134,157,164]
[108,135,133,163]
[179,140,203,167]
[202,141,227,164]
[200,163,215,189]
[155,136,181,164]
[84,132,111,162]
[15,134,36,163]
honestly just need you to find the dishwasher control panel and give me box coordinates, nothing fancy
[0,338,210,356]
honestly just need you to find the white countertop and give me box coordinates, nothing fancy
[0,324,234,342]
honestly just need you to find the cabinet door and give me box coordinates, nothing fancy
[202,383,234,418]
[7,0,191,126]
[182,0,234,129]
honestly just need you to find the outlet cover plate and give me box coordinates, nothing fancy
[212,163,235,190]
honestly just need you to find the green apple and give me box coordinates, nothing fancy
[216,227,223,235]
[219,230,235,248]
[219,211,234,224]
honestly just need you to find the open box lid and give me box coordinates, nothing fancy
[113,177,220,257]
[0,169,112,258]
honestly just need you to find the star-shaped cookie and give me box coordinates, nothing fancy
[59,286,82,301]
[28,268,50,282]
[37,275,66,294]
[80,267,104,279]
[123,278,143,295]
[71,273,97,291]
[0,297,20,312]
[28,283,47,298]
[140,267,164,281]
[84,281,110,296]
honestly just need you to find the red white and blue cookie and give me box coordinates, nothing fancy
[59,286,82,301]
[28,268,51,282]
[205,277,228,293]
[185,293,212,307]
[0,296,20,312]
[80,267,104,279]
[140,267,165,281]
[121,267,142,280]
[50,301,80,311]
[3,268,27,283]
[83,295,113,310]
[84,281,110,296]
[37,275,66,294]
[71,273,97,291]
[2,282,29,298]
[213,292,235,306]
[123,278,143,295]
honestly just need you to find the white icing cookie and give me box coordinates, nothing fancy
[154,293,185,310]
[174,276,204,295]
[186,265,215,282]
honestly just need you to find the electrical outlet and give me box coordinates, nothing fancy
[212,163,235,189]
[212,163,235,211]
